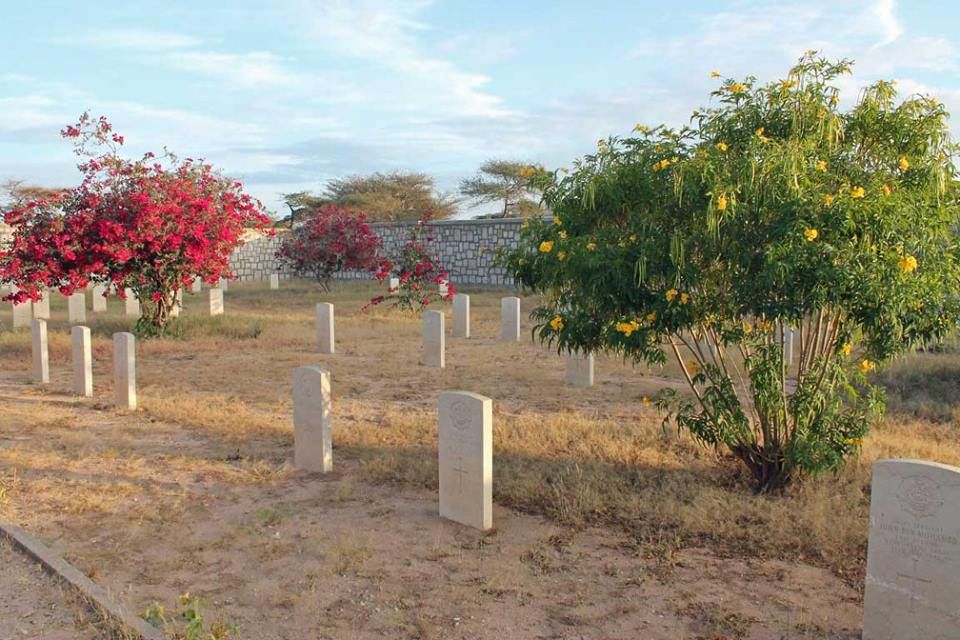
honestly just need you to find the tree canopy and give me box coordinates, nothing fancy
[459,159,545,218]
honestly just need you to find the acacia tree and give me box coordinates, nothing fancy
[275,204,384,290]
[0,113,272,332]
[506,54,960,492]
[321,171,459,222]
[459,160,546,218]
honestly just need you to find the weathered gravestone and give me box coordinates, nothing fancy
[389,277,400,291]
[113,332,136,409]
[500,297,520,341]
[72,326,93,397]
[292,366,332,473]
[565,351,595,387]
[209,288,224,316]
[191,277,202,293]
[316,303,335,354]
[452,294,470,339]
[123,289,140,317]
[270,274,280,290]
[422,310,445,368]
[92,285,107,312]
[67,292,86,324]
[438,279,449,296]
[32,319,49,384]
[11,299,32,329]
[862,458,960,638]
[438,391,493,530]
[33,294,50,320]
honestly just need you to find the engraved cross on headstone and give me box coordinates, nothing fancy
[897,558,932,614]
[452,456,468,493]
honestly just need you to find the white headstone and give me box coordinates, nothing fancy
[12,300,32,329]
[292,366,332,473]
[191,277,202,293]
[423,310,445,368]
[439,391,493,530]
[92,285,107,312]
[113,332,136,409]
[270,274,280,290]
[452,294,470,338]
[500,297,521,341]
[209,288,224,316]
[123,289,140,317]
[169,290,182,318]
[32,319,49,384]
[218,278,229,292]
[316,303,335,354]
[33,293,50,320]
[388,277,400,291]
[72,325,92,397]
[438,280,449,296]
[862,459,960,638]
[565,351,595,387]
[67,292,86,324]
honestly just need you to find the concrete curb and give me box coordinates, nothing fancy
[0,522,165,640]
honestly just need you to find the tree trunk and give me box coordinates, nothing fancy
[730,443,793,493]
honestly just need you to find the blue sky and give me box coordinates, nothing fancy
[2,0,958,217]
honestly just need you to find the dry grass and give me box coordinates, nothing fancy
[2,279,959,588]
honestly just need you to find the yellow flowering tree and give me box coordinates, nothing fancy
[505,53,960,492]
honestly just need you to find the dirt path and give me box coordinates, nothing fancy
[0,540,102,640]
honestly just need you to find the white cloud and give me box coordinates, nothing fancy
[871,0,904,48]
[165,51,305,88]
[52,28,203,51]
[295,0,512,118]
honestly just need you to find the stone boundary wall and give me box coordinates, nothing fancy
[229,218,527,288]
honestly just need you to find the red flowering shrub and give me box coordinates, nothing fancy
[368,220,454,312]
[275,204,384,290]
[0,113,272,332]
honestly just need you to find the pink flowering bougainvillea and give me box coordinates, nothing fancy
[0,113,272,332]
[275,204,384,290]
[367,219,454,313]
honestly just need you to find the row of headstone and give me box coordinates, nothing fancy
[30,321,135,408]
[291,365,493,530]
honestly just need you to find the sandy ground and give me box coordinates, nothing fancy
[0,378,864,640]
[0,540,102,640]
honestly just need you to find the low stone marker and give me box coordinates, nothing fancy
[500,297,521,341]
[33,294,50,320]
[389,276,400,291]
[112,332,136,409]
[270,274,280,290]
[67,292,86,324]
[123,289,140,317]
[72,326,93,397]
[862,458,960,638]
[438,280,449,296]
[452,294,470,338]
[316,303,335,354]
[217,278,229,292]
[32,319,49,384]
[292,366,332,473]
[12,300,32,329]
[439,391,493,530]
[191,277,202,293]
[92,285,107,312]
[565,351,595,387]
[209,288,224,316]
[422,310,445,368]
